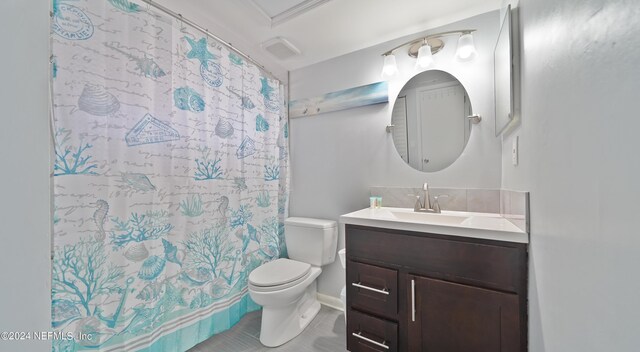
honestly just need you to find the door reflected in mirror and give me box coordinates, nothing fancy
[391,70,472,172]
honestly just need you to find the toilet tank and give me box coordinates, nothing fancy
[284,217,338,266]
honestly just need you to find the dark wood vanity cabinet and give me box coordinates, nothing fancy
[345,224,528,352]
[407,277,521,351]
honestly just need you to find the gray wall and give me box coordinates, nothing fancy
[0,1,52,351]
[502,0,640,350]
[289,11,502,298]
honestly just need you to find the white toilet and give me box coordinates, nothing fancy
[248,217,338,347]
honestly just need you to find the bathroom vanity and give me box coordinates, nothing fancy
[341,207,528,352]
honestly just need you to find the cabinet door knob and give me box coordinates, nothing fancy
[352,332,390,350]
[352,282,390,295]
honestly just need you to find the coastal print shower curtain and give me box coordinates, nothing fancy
[50,1,288,351]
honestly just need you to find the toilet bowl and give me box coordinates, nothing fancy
[249,259,322,347]
[248,217,338,347]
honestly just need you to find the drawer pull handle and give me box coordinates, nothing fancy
[352,332,390,350]
[352,282,390,295]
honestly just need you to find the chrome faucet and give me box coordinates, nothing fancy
[422,182,432,210]
[411,183,448,213]
[412,183,434,213]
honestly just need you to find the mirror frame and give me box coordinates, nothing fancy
[494,4,514,136]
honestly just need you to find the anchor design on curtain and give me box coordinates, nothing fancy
[50,0,288,350]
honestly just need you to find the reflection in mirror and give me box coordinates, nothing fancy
[391,70,472,172]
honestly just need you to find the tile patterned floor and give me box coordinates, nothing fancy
[188,306,347,352]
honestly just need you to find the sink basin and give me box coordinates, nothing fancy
[390,211,468,225]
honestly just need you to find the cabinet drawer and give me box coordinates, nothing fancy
[347,260,398,319]
[347,309,398,352]
[346,225,526,293]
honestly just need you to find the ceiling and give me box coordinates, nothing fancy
[155,0,502,80]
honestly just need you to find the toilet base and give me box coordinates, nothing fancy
[259,281,321,347]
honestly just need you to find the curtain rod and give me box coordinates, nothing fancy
[140,0,283,83]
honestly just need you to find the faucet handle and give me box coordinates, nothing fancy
[432,194,449,213]
[408,194,422,211]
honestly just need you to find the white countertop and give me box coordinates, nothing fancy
[340,207,529,244]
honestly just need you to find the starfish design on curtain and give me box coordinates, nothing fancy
[260,77,274,100]
[185,37,216,68]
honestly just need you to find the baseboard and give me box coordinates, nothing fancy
[317,293,344,312]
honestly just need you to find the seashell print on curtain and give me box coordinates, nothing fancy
[50,0,289,350]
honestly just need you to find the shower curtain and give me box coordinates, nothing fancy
[50,1,288,351]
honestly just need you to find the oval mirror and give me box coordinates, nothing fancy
[390,70,473,172]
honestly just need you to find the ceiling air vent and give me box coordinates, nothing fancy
[250,0,332,27]
[261,37,301,60]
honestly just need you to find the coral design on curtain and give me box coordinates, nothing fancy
[50,1,289,351]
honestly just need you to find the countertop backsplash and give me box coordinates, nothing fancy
[370,186,529,233]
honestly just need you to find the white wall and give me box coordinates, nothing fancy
[0,1,52,351]
[501,0,640,350]
[289,11,501,298]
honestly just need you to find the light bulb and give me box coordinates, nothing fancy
[381,54,398,79]
[415,44,434,69]
[456,33,478,61]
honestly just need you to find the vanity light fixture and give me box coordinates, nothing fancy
[415,39,434,69]
[381,53,399,79]
[456,32,478,61]
[381,30,478,78]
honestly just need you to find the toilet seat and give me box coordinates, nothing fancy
[249,258,311,292]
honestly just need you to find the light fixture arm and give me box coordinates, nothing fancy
[381,29,477,56]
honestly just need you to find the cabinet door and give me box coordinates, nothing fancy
[408,276,520,352]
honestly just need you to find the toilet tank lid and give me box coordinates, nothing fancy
[285,217,337,229]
